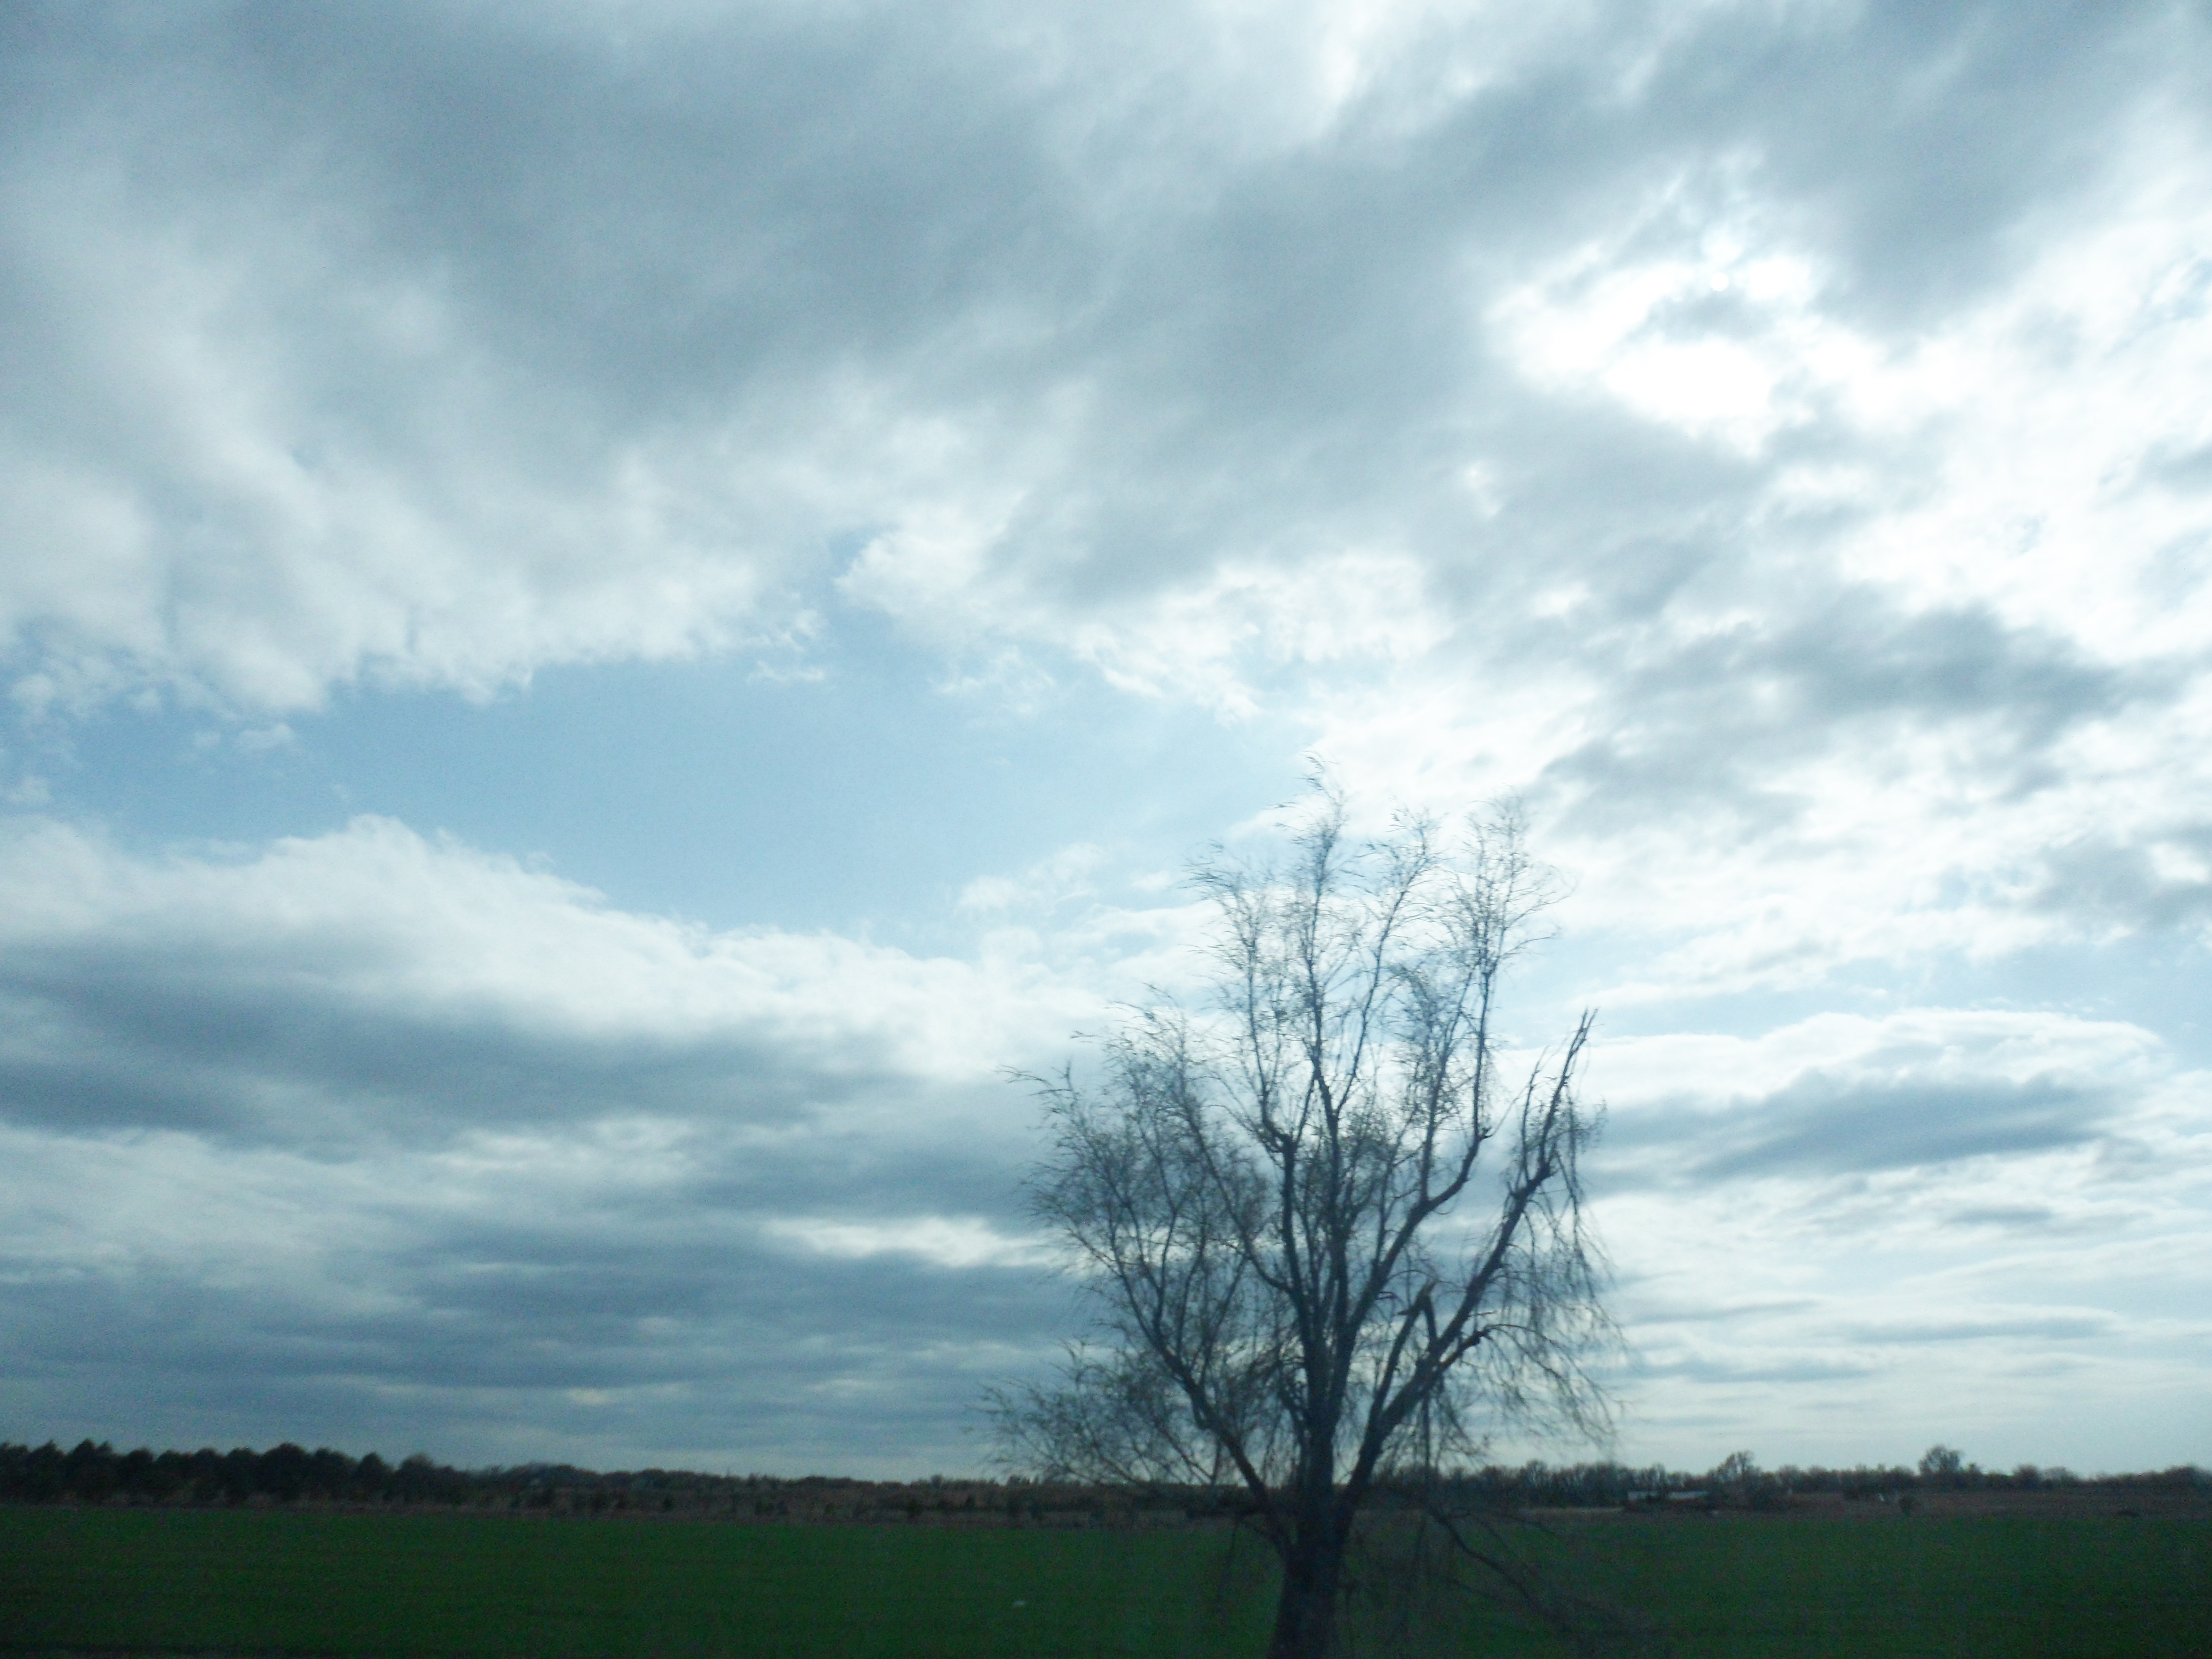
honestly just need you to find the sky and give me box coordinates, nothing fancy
[2,0,2208,1480]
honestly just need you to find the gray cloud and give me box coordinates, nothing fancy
[2031,830,2212,932]
[1841,1312,2118,1345]
[1620,1296,1821,1326]
[2141,439,2212,495]
[1666,1,2177,323]
[1604,1071,2112,1185]
[0,1239,1068,1471]
[0,1070,1071,1471]
[3,1,2201,703]
[1630,1352,1880,1386]
[0,818,1077,1470]
[1946,1204,2059,1229]
[0,953,907,1148]
[1701,1072,2108,1178]
[1543,597,2151,838]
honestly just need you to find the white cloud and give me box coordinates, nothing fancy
[1307,120,2212,988]
[1581,1010,2210,1469]
[0,813,1113,1136]
[956,842,1111,916]
[1591,1008,2168,1117]
[762,1215,1059,1270]
[1490,173,1859,456]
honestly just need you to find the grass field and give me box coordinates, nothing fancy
[1512,1513,2209,1658]
[2,1506,2204,1657]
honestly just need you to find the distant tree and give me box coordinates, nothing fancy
[1713,1451,1758,1487]
[307,1446,355,1499]
[64,1440,118,1504]
[184,1448,221,1501]
[26,1442,67,1501]
[356,1451,390,1500]
[1711,1450,1786,1511]
[219,1448,259,1503]
[992,781,1610,1659]
[261,1442,310,1502]
[147,1450,190,1500]
[1919,1445,1965,1486]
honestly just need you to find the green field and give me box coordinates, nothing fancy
[2,1507,2204,1657]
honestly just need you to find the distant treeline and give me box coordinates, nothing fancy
[0,1442,1187,1521]
[1415,1456,2208,1512]
[2,1439,2204,1518]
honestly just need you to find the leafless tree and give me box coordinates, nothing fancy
[992,780,1612,1659]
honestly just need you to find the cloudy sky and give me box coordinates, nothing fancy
[3,0,2208,1480]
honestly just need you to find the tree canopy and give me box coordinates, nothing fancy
[995,782,1612,1659]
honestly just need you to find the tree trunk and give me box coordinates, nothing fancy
[1266,1528,1346,1659]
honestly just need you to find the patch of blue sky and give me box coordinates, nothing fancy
[19,616,1305,950]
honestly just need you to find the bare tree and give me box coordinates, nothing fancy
[993,781,1611,1659]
